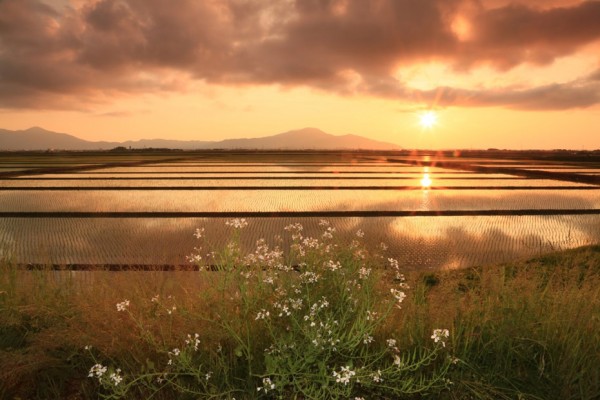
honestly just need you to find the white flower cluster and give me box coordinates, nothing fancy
[273,297,303,318]
[358,266,371,279]
[88,364,123,386]
[324,259,341,271]
[333,365,356,385]
[257,377,275,393]
[371,369,383,382]
[389,258,409,287]
[255,309,270,320]
[187,253,202,263]
[225,218,248,229]
[244,238,284,268]
[322,226,336,240]
[88,363,107,378]
[116,299,130,312]
[109,369,123,386]
[386,338,399,353]
[284,222,304,241]
[390,288,406,308]
[299,271,320,284]
[167,348,181,365]
[193,227,205,239]
[431,329,450,347]
[185,333,200,351]
[302,237,321,249]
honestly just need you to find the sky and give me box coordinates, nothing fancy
[1,0,599,149]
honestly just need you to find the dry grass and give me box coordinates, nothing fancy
[1,244,599,399]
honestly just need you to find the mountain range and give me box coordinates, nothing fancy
[0,127,400,151]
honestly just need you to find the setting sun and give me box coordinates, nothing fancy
[419,111,438,129]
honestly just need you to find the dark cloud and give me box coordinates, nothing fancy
[1,0,599,110]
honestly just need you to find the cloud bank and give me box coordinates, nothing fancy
[1,0,599,110]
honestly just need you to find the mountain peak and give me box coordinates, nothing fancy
[25,126,50,133]
[278,127,328,137]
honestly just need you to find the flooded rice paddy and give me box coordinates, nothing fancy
[0,151,598,270]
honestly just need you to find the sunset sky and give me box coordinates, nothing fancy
[1,0,599,149]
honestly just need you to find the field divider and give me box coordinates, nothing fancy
[0,176,519,180]
[0,186,597,191]
[2,209,600,218]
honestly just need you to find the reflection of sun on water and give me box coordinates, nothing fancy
[421,173,432,188]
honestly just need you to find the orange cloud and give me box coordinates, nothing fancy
[1,0,599,110]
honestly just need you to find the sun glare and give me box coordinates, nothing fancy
[419,111,438,129]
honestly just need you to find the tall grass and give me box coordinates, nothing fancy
[0,221,598,399]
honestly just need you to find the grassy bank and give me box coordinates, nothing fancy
[1,221,599,399]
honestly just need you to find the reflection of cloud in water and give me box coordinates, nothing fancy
[0,216,599,270]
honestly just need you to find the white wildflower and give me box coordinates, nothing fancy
[116,299,130,312]
[393,354,403,366]
[284,222,303,232]
[257,377,275,393]
[193,227,205,238]
[300,271,320,283]
[387,338,399,352]
[88,364,107,378]
[390,288,406,307]
[322,226,336,239]
[185,333,200,351]
[431,329,450,347]
[372,369,383,382]
[109,369,123,386]
[363,334,374,344]
[359,266,371,279]
[302,237,321,249]
[325,259,341,271]
[255,309,270,320]
[333,365,356,385]
[366,310,378,321]
[225,218,248,229]
[356,229,365,238]
[187,253,202,263]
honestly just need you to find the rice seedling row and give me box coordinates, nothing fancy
[3,178,566,188]
[31,171,499,177]
[86,166,460,173]
[1,189,599,213]
[0,174,521,182]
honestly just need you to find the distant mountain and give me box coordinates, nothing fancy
[0,127,400,150]
[0,127,118,150]
[209,128,400,150]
